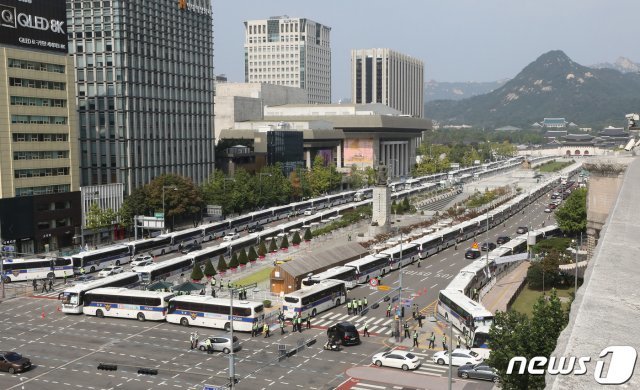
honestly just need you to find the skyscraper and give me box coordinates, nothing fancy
[67,0,215,194]
[244,16,331,104]
[0,0,80,253]
[351,48,424,118]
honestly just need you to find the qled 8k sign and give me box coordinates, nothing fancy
[0,0,67,53]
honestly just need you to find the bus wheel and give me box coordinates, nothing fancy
[47,272,55,279]
[2,276,10,284]
[115,260,120,266]
[161,250,165,255]
[224,322,231,332]
[137,312,146,322]
[90,266,96,273]
[335,300,341,308]
[311,309,317,318]
[180,317,189,327]
[445,313,449,321]
[96,309,104,318]
[365,275,370,283]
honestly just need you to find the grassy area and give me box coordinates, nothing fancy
[232,266,273,286]
[537,160,573,173]
[510,283,575,317]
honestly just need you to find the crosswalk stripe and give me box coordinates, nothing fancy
[313,320,328,327]
[319,311,334,319]
[335,314,351,321]
[411,370,440,376]
[330,312,344,320]
[381,318,393,326]
[373,318,384,325]
[352,383,386,389]
[367,326,380,333]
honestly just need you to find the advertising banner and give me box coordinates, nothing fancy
[344,139,374,166]
[0,0,67,53]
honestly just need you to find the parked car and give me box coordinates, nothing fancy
[248,224,264,233]
[433,349,483,366]
[98,266,124,278]
[457,363,500,383]
[0,351,31,374]
[223,232,240,242]
[544,207,552,213]
[496,236,510,245]
[196,336,240,354]
[131,256,153,268]
[480,242,496,252]
[516,226,528,234]
[180,242,202,254]
[372,350,421,371]
[548,203,558,209]
[465,249,482,259]
[327,322,360,346]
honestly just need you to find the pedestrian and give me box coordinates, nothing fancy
[347,300,352,315]
[280,319,285,335]
[211,288,216,298]
[219,279,223,291]
[227,280,232,290]
[348,233,351,241]
[417,314,423,328]
[386,303,391,318]
[32,279,38,291]
[412,307,416,319]
[357,299,362,314]
[413,330,419,348]
[417,259,421,268]
[456,335,461,350]
[41,279,48,293]
[442,335,448,351]
[377,275,382,286]
[403,321,410,338]
[194,330,199,348]
[473,288,478,301]
[205,338,213,354]
[306,313,311,329]
[297,316,303,333]
[211,277,216,291]
[363,323,370,337]
[80,267,85,276]
[190,332,195,349]
[63,274,67,285]
[263,323,270,338]
[250,322,256,337]
[428,332,435,349]
[363,297,368,308]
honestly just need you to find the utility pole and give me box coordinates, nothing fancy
[397,230,403,341]
[448,318,453,390]
[228,282,257,389]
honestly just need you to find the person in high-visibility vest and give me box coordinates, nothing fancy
[442,335,448,351]
[413,330,419,347]
[347,300,352,315]
[363,297,368,308]
[263,323,270,338]
[386,303,391,317]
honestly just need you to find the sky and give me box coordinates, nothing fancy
[213,0,640,102]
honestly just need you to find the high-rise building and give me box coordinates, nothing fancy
[351,48,424,118]
[244,16,331,104]
[67,0,215,194]
[0,0,81,253]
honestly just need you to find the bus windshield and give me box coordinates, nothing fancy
[284,297,299,304]
[62,292,79,305]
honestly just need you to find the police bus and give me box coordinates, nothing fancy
[60,272,141,314]
[376,243,420,270]
[344,254,390,284]
[134,256,194,284]
[437,289,494,336]
[126,235,173,257]
[166,296,264,332]
[301,266,357,290]
[283,279,347,319]
[1,257,73,283]
[82,287,174,322]
[70,245,131,274]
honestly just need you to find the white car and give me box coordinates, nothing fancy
[372,350,421,371]
[130,256,153,268]
[223,232,240,242]
[98,266,124,278]
[433,349,483,366]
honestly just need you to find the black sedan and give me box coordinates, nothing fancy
[180,242,202,254]
[457,363,500,383]
[248,225,264,233]
[480,242,496,252]
[465,249,482,259]
[496,236,510,245]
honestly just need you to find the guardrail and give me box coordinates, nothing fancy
[506,277,528,311]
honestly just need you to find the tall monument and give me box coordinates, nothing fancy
[370,162,392,234]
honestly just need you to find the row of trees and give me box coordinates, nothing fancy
[413,141,517,176]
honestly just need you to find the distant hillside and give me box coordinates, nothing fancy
[425,50,640,128]
[591,57,640,74]
[424,80,507,102]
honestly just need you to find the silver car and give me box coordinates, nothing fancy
[196,336,240,354]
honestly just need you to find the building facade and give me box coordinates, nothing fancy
[244,16,331,104]
[0,0,80,254]
[66,0,215,194]
[351,48,424,118]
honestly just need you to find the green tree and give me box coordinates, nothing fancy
[289,170,303,201]
[258,241,267,257]
[201,169,233,215]
[268,239,278,253]
[238,248,248,266]
[292,231,302,245]
[402,196,411,212]
[146,174,204,230]
[364,166,377,186]
[303,228,312,241]
[527,250,563,290]
[348,164,365,189]
[203,259,216,278]
[554,188,587,234]
[190,263,204,281]
[217,254,227,273]
[248,246,258,262]
[280,235,289,249]
[118,187,150,229]
[85,202,118,243]
[308,155,333,196]
[228,252,239,269]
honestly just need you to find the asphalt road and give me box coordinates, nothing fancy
[0,182,560,390]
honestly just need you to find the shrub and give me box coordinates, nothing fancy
[292,231,302,245]
[269,239,278,253]
[238,248,248,265]
[203,259,216,278]
[248,246,258,261]
[280,235,289,249]
[229,252,239,268]
[190,263,204,281]
[303,228,312,241]
[263,299,272,308]
[217,254,227,273]
[258,241,267,257]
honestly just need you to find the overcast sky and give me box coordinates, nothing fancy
[213,0,640,102]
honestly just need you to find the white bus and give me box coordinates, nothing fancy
[126,235,173,257]
[283,279,347,319]
[437,289,494,336]
[377,243,420,270]
[1,257,73,283]
[168,227,204,252]
[82,287,175,321]
[344,254,390,284]
[470,324,492,359]
[71,245,131,274]
[60,272,142,314]
[134,256,194,284]
[301,267,357,290]
[166,295,265,332]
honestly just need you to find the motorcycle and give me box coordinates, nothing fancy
[323,341,340,351]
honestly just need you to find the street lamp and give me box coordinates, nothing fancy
[162,186,178,233]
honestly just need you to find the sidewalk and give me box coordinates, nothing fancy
[481,261,530,313]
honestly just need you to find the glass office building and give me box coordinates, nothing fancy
[66,0,215,194]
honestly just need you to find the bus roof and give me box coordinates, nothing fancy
[440,289,493,318]
[86,287,174,299]
[133,256,193,273]
[284,279,345,298]
[344,254,380,267]
[2,256,61,264]
[311,266,355,279]
[168,295,262,308]
[71,245,129,258]
[62,272,140,293]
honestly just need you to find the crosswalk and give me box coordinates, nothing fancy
[313,310,396,335]
[31,289,63,299]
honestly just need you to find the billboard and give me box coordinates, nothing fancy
[0,0,67,53]
[344,139,374,166]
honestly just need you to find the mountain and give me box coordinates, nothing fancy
[425,50,640,129]
[424,80,507,102]
[591,57,640,74]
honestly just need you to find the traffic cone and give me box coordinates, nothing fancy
[41,307,46,319]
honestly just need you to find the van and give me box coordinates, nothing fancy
[303,207,316,216]
[327,322,361,346]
